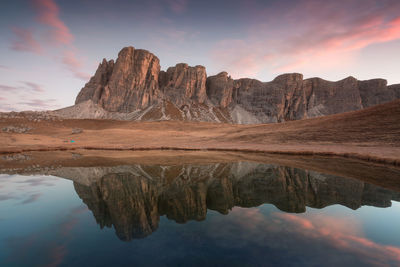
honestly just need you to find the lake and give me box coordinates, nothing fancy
[1,152,400,266]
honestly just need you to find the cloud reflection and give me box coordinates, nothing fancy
[274,212,400,266]
[204,206,400,266]
[20,193,42,205]
[3,204,87,266]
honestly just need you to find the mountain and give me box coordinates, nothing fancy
[62,46,399,123]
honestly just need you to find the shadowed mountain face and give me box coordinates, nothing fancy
[66,162,400,241]
[68,46,400,123]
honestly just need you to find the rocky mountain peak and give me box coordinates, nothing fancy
[76,46,161,112]
[207,71,234,108]
[272,73,303,83]
[162,63,207,106]
[75,58,114,104]
[73,46,400,124]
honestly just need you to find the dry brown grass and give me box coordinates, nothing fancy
[0,99,399,165]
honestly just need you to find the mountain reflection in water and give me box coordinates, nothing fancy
[56,162,400,241]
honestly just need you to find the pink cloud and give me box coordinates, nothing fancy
[0,84,19,92]
[274,59,307,73]
[276,213,314,230]
[62,50,91,81]
[211,0,400,78]
[10,27,42,54]
[285,15,400,55]
[167,0,188,14]
[9,0,88,83]
[32,0,89,80]
[211,39,267,78]
[62,50,82,69]
[32,0,73,45]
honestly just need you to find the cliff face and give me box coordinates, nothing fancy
[70,162,400,241]
[76,47,161,112]
[206,72,234,108]
[74,46,400,123]
[160,63,208,106]
[207,74,397,123]
[388,84,400,98]
[75,58,114,104]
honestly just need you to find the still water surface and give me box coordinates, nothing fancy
[1,161,400,266]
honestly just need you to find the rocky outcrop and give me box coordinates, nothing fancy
[206,73,399,123]
[67,162,400,241]
[206,72,234,108]
[1,125,32,133]
[76,47,161,112]
[73,46,400,124]
[388,84,400,99]
[75,58,114,104]
[358,79,395,108]
[233,73,306,122]
[160,63,207,106]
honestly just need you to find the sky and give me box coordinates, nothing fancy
[0,0,400,111]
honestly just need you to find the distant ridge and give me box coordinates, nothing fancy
[66,46,400,124]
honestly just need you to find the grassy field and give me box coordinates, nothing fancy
[0,99,399,165]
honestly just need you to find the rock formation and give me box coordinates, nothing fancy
[388,84,400,99]
[160,63,208,106]
[76,47,161,112]
[71,46,400,124]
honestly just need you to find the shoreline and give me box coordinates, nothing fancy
[0,145,399,166]
[1,149,400,192]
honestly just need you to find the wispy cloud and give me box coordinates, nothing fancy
[32,0,89,80]
[0,84,19,92]
[10,27,42,54]
[10,0,89,82]
[21,82,45,93]
[0,81,60,111]
[166,0,188,14]
[0,82,45,93]
[17,98,59,110]
[0,65,9,70]
[32,0,73,45]
[211,0,400,78]
[62,50,91,80]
